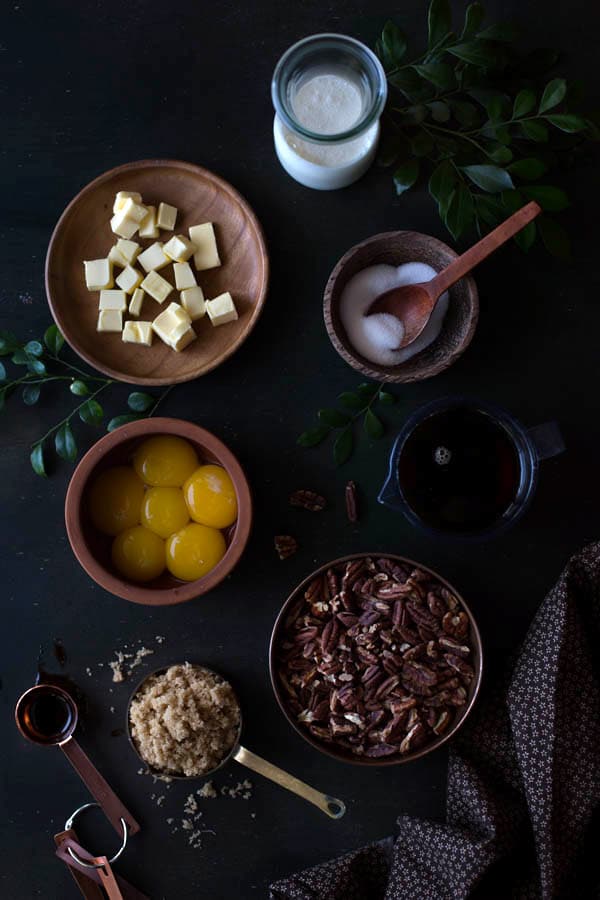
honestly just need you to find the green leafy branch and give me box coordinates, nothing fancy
[0,325,174,477]
[375,0,598,255]
[298,382,397,465]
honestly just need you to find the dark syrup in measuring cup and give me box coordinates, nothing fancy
[24,691,74,740]
[397,407,521,532]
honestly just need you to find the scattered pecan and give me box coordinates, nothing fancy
[345,481,359,523]
[289,489,326,512]
[274,535,298,560]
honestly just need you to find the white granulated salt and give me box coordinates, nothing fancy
[339,262,450,366]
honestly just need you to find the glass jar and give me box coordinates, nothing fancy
[271,34,387,191]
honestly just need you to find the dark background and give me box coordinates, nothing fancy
[1,0,598,897]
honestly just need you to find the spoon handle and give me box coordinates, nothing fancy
[232,745,346,819]
[431,200,542,296]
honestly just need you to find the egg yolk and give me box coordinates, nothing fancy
[133,436,199,487]
[88,466,145,536]
[112,526,166,582]
[183,465,238,529]
[166,523,226,582]
[141,487,190,539]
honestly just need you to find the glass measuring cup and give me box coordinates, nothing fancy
[127,665,346,819]
[15,682,140,836]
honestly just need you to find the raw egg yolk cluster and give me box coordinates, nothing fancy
[88,436,238,583]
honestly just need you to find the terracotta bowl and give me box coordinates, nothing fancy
[46,159,269,385]
[269,552,483,766]
[65,418,252,605]
[323,231,478,383]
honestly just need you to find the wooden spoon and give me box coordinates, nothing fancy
[365,200,541,349]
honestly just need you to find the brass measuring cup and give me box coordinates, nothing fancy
[15,682,140,836]
[127,665,346,819]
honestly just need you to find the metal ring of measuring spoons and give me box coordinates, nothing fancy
[64,802,128,868]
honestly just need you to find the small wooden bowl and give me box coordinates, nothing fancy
[323,232,478,383]
[269,552,483,766]
[46,159,269,386]
[65,418,252,606]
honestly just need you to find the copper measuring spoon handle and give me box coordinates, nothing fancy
[97,859,125,900]
[232,745,346,819]
[60,737,141,836]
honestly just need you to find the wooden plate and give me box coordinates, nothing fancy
[45,159,269,385]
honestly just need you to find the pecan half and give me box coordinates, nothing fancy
[345,481,358,523]
[289,489,326,512]
[274,535,298,560]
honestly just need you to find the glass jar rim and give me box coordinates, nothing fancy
[271,33,388,144]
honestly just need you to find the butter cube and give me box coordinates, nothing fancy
[163,234,196,263]
[152,302,195,351]
[157,202,177,231]
[172,328,197,352]
[108,244,126,268]
[110,210,139,239]
[97,309,123,332]
[139,205,159,239]
[113,191,142,213]
[116,239,141,265]
[84,258,113,291]
[123,321,153,346]
[120,197,148,224]
[206,291,238,326]
[189,223,221,271]
[138,242,170,273]
[129,288,145,317]
[180,286,205,320]
[99,290,127,311]
[173,262,197,290]
[116,265,143,295]
[141,270,173,304]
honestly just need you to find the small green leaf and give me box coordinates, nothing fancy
[388,68,426,98]
[512,89,536,119]
[393,159,420,196]
[447,41,495,68]
[27,359,46,376]
[364,409,384,439]
[356,383,380,400]
[339,391,364,410]
[107,413,141,432]
[520,119,549,142]
[11,349,29,365]
[378,391,396,405]
[44,324,64,356]
[24,340,43,358]
[55,422,77,461]
[79,399,104,425]
[545,113,587,133]
[413,63,455,90]
[461,2,484,38]
[0,330,19,356]
[522,185,569,212]
[428,160,456,209]
[411,131,434,157]
[70,380,89,396]
[22,385,40,406]
[507,157,547,180]
[451,99,479,127]
[333,428,354,466]
[428,100,451,123]
[486,144,513,164]
[445,182,474,241]
[485,94,504,122]
[318,408,350,428]
[474,194,505,226]
[128,391,155,412]
[0,361,6,381]
[381,21,407,68]
[402,104,428,124]
[513,220,536,252]
[476,22,518,42]
[462,164,514,193]
[297,425,330,448]
[30,444,46,477]
[538,78,567,114]
[538,216,571,260]
[428,0,452,49]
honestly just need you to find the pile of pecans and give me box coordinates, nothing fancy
[274,556,477,759]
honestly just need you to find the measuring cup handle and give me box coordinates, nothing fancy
[59,737,141,836]
[527,421,565,461]
[232,745,345,819]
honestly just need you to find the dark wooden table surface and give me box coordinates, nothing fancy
[1,1,598,897]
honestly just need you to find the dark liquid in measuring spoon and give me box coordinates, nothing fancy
[397,407,521,532]
[26,692,74,740]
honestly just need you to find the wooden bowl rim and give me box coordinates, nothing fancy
[323,230,479,384]
[65,417,252,606]
[45,158,270,386]
[269,552,483,766]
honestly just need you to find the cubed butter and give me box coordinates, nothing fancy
[138,242,170,273]
[113,191,143,213]
[206,291,238,326]
[110,209,139,239]
[115,239,141,264]
[141,270,173,304]
[173,262,197,290]
[120,197,148,225]
[152,302,195,351]
[84,258,113,291]
[99,290,127,311]
[108,244,127,268]
[139,205,159,239]
[157,202,178,231]
[163,234,196,263]
[97,309,123,332]
[189,223,221,271]
[123,321,153,346]
[171,328,197,352]
[116,265,143,294]
[180,286,205,320]
[129,288,145,317]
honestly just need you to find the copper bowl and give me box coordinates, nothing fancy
[269,553,483,766]
[323,231,479,383]
[65,417,252,605]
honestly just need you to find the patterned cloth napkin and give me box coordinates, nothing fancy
[269,542,600,900]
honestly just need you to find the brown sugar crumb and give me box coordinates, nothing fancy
[184,794,199,816]
[221,778,253,800]
[129,663,240,777]
[197,781,218,799]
